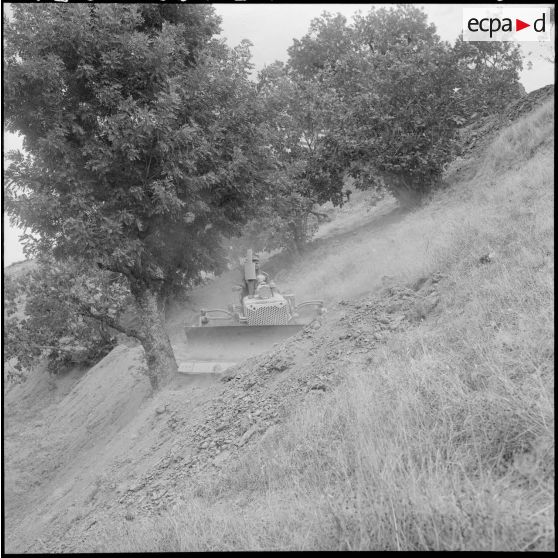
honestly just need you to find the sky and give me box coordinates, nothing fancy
[2,3,554,266]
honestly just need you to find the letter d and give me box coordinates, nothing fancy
[534,13,546,32]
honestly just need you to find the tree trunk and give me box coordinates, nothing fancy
[290,214,309,255]
[385,173,424,209]
[130,281,177,390]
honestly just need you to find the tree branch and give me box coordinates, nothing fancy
[69,294,145,342]
[309,209,330,221]
[95,260,132,281]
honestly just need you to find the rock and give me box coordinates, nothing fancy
[309,382,327,392]
[239,416,251,433]
[238,424,259,446]
[265,355,292,373]
[421,292,441,315]
[479,252,495,264]
[412,276,431,291]
[155,405,167,415]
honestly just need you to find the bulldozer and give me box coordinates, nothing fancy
[179,249,325,373]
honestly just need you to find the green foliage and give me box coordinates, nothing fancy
[286,5,525,201]
[247,62,344,253]
[247,4,524,251]
[452,38,524,116]
[288,12,355,79]
[231,190,320,257]
[3,273,22,318]
[4,4,269,297]
[4,260,129,378]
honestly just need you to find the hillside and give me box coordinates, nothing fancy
[3,91,554,552]
[3,259,37,279]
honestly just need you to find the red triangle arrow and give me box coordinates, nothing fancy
[516,19,530,32]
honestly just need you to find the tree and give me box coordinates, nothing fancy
[240,61,345,255]
[286,6,524,204]
[4,4,270,388]
[287,6,460,203]
[4,260,127,380]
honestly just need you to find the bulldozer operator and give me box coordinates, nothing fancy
[244,253,269,295]
[237,251,275,304]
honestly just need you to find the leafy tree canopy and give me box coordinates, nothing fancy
[4,260,127,380]
[286,5,524,202]
[5,4,269,295]
[249,61,345,253]
[452,38,524,116]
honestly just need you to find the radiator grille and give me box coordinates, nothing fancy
[245,301,290,326]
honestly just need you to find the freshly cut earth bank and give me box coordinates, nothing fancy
[4,347,150,551]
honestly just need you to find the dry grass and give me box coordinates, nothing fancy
[280,101,554,311]
[99,100,554,551]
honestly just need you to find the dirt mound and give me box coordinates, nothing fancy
[459,84,554,155]
[3,346,153,552]
[504,84,554,121]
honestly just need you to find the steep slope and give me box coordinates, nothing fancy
[3,91,553,552]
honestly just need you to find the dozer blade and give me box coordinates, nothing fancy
[182,324,304,362]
